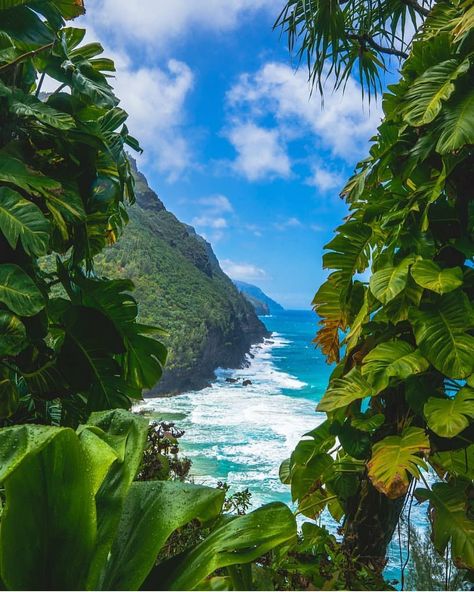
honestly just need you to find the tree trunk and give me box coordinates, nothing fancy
[342,478,405,572]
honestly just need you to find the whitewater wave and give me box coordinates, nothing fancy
[136,333,325,505]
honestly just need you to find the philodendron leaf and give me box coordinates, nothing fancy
[0,426,96,590]
[409,291,474,379]
[431,445,474,480]
[403,58,470,126]
[367,427,430,499]
[351,413,385,432]
[411,260,463,294]
[362,340,429,393]
[0,310,27,355]
[144,502,297,591]
[424,388,474,438]
[0,187,50,256]
[415,480,474,570]
[317,368,372,412]
[0,263,44,316]
[369,257,414,304]
[100,481,225,591]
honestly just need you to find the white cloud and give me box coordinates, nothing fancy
[83,0,275,51]
[192,216,228,229]
[226,62,382,170]
[198,195,234,213]
[221,259,268,281]
[307,166,344,193]
[274,217,302,231]
[112,59,195,181]
[225,122,291,181]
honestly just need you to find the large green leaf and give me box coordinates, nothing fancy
[0,263,44,316]
[403,58,470,126]
[0,153,61,196]
[436,89,474,154]
[367,427,429,499]
[424,387,474,438]
[101,481,225,590]
[82,410,148,589]
[409,291,474,379]
[317,368,372,412]
[0,187,50,255]
[411,260,463,294]
[0,426,96,590]
[145,503,297,591]
[323,222,372,288]
[431,445,474,480]
[10,92,75,129]
[369,257,414,304]
[122,332,167,389]
[58,305,130,410]
[361,340,429,393]
[0,310,26,355]
[416,481,474,570]
[290,452,333,502]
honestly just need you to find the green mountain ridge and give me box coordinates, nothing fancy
[95,160,269,395]
[233,281,285,314]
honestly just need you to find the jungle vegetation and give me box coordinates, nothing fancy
[0,1,296,589]
[0,0,472,590]
[276,0,474,587]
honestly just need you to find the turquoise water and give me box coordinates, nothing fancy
[139,310,330,505]
[139,309,425,585]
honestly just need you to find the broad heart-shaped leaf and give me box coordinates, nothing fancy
[351,412,385,432]
[0,426,96,590]
[367,427,430,499]
[361,340,429,393]
[317,368,372,412]
[431,445,474,480]
[144,503,297,591]
[424,388,474,438]
[409,291,474,379]
[100,481,225,590]
[290,453,333,502]
[411,260,463,294]
[0,310,26,355]
[323,221,372,288]
[403,58,470,126]
[0,187,50,255]
[0,263,44,316]
[415,480,474,570]
[369,256,414,304]
[436,88,474,154]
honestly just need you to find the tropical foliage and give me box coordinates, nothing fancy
[0,0,167,426]
[278,0,474,582]
[0,409,296,590]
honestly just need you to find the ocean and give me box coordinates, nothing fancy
[138,309,427,585]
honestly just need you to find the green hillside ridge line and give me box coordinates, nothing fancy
[95,159,269,395]
[233,280,285,314]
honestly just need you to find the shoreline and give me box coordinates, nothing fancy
[143,331,273,399]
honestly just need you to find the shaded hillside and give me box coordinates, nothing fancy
[234,281,284,314]
[95,162,268,395]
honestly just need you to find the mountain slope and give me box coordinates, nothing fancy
[234,281,284,314]
[95,162,268,395]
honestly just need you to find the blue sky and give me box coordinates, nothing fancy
[77,1,388,309]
